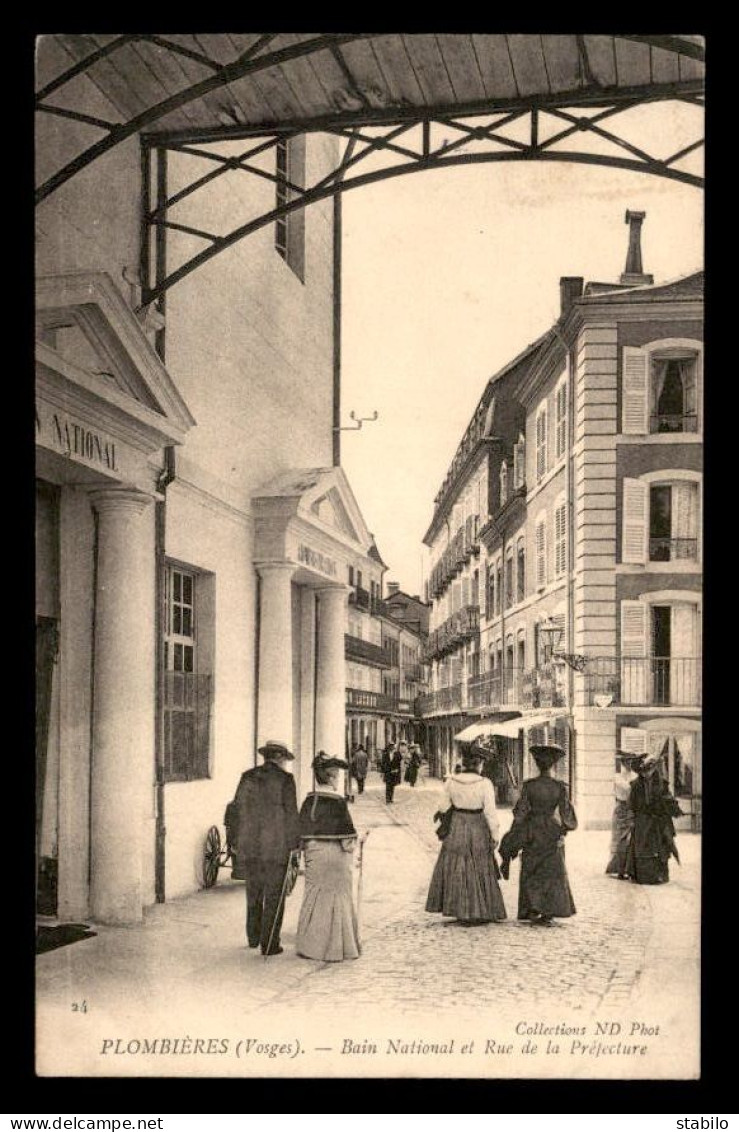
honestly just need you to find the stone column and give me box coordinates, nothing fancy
[315,586,348,771]
[257,563,295,748]
[89,488,154,924]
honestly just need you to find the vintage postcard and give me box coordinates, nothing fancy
[34,33,704,1079]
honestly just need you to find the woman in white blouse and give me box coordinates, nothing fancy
[425,745,507,925]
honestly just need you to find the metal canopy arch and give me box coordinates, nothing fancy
[35,33,705,303]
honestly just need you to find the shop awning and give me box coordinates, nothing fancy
[455,710,568,742]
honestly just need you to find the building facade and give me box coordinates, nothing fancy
[418,215,702,829]
[35,40,388,923]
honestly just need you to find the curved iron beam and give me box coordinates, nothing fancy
[35,33,370,204]
[142,144,703,306]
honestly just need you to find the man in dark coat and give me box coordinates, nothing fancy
[352,744,369,794]
[231,739,301,955]
[380,744,402,804]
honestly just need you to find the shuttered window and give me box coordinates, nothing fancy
[620,600,647,705]
[554,501,567,576]
[622,478,648,564]
[622,347,649,434]
[555,381,567,458]
[536,407,548,481]
[535,519,547,588]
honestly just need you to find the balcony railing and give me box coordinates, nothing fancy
[520,662,567,709]
[346,687,394,712]
[348,586,371,611]
[585,656,701,707]
[650,413,698,434]
[649,537,698,562]
[344,634,392,668]
[416,683,465,715]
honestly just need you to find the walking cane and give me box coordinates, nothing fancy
[263,849,298,961]
[356,831,370,952]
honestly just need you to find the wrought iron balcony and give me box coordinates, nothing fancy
[344,634,392,668]
[649,413,698,434]
[585,656,701,707]
[348,585,371,611]
[346,687,395,712]
[648,537,698,562]
[416,682,465,716]
[521,662,567,709]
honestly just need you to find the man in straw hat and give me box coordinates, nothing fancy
[231,740,300,955]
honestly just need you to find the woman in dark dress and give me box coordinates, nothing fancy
[296,753,362,961]
[426,747,507,925]
[499,744,577,926]
[623,752,682,885]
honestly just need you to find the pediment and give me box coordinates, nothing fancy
[36,272,195,435]
[253,466,372,551]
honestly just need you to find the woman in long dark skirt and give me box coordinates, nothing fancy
[624,752,682,885]
[499,744,577,926]
[605,750,641,878]
[426,746,507,925]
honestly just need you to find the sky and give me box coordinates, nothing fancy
[339,103,704,597]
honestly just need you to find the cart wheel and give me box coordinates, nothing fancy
[203,826,221,888]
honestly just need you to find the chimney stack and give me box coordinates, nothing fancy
[620,210,654,286]
[560,276,584,318]
[386,581,400,596]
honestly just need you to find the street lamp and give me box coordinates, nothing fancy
[538,618,588,673]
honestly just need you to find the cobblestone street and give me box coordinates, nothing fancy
[36,772,700,1077]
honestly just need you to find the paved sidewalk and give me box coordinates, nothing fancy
[36,772,700,1076]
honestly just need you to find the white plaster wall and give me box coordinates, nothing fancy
[163,481,255,901]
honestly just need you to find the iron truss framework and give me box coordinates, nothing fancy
[35,34,704,304]
[140,97,703,306]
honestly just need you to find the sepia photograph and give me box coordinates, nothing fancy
[34,33,704,1080]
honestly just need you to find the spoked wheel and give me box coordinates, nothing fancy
[203,826,222,888]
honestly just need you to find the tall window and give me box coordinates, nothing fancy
[536,406,548,482]
[500,462,508,507]
[554,501,567,577]
[555,381,567,458]
[164,565,212,781]
[517,538,525,601]
[651,358,698,433]
[622,477,700,564]
[513,434,526,489]
[275,137,306,280]
[621,344,700,435]
[505,551,514,609]
[495,562,502,615]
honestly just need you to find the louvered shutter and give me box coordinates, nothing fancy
[622,347,649,434]
[555,503,567,576]
[620,600,647,704]
[536,410,547,480]
[622,478,648,564]
[484,564,490,620]
[556,384,567,457]
[536,520,546,588]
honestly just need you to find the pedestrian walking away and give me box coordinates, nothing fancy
[296,752,363,961]
[352,744,369,794]
[230,739,301,955]
[405,744,423,787]
[499,744,577,926]
[426,744,507,925]
[380,743,403,804]
[605,750,640,878]
[623,750,683,884]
